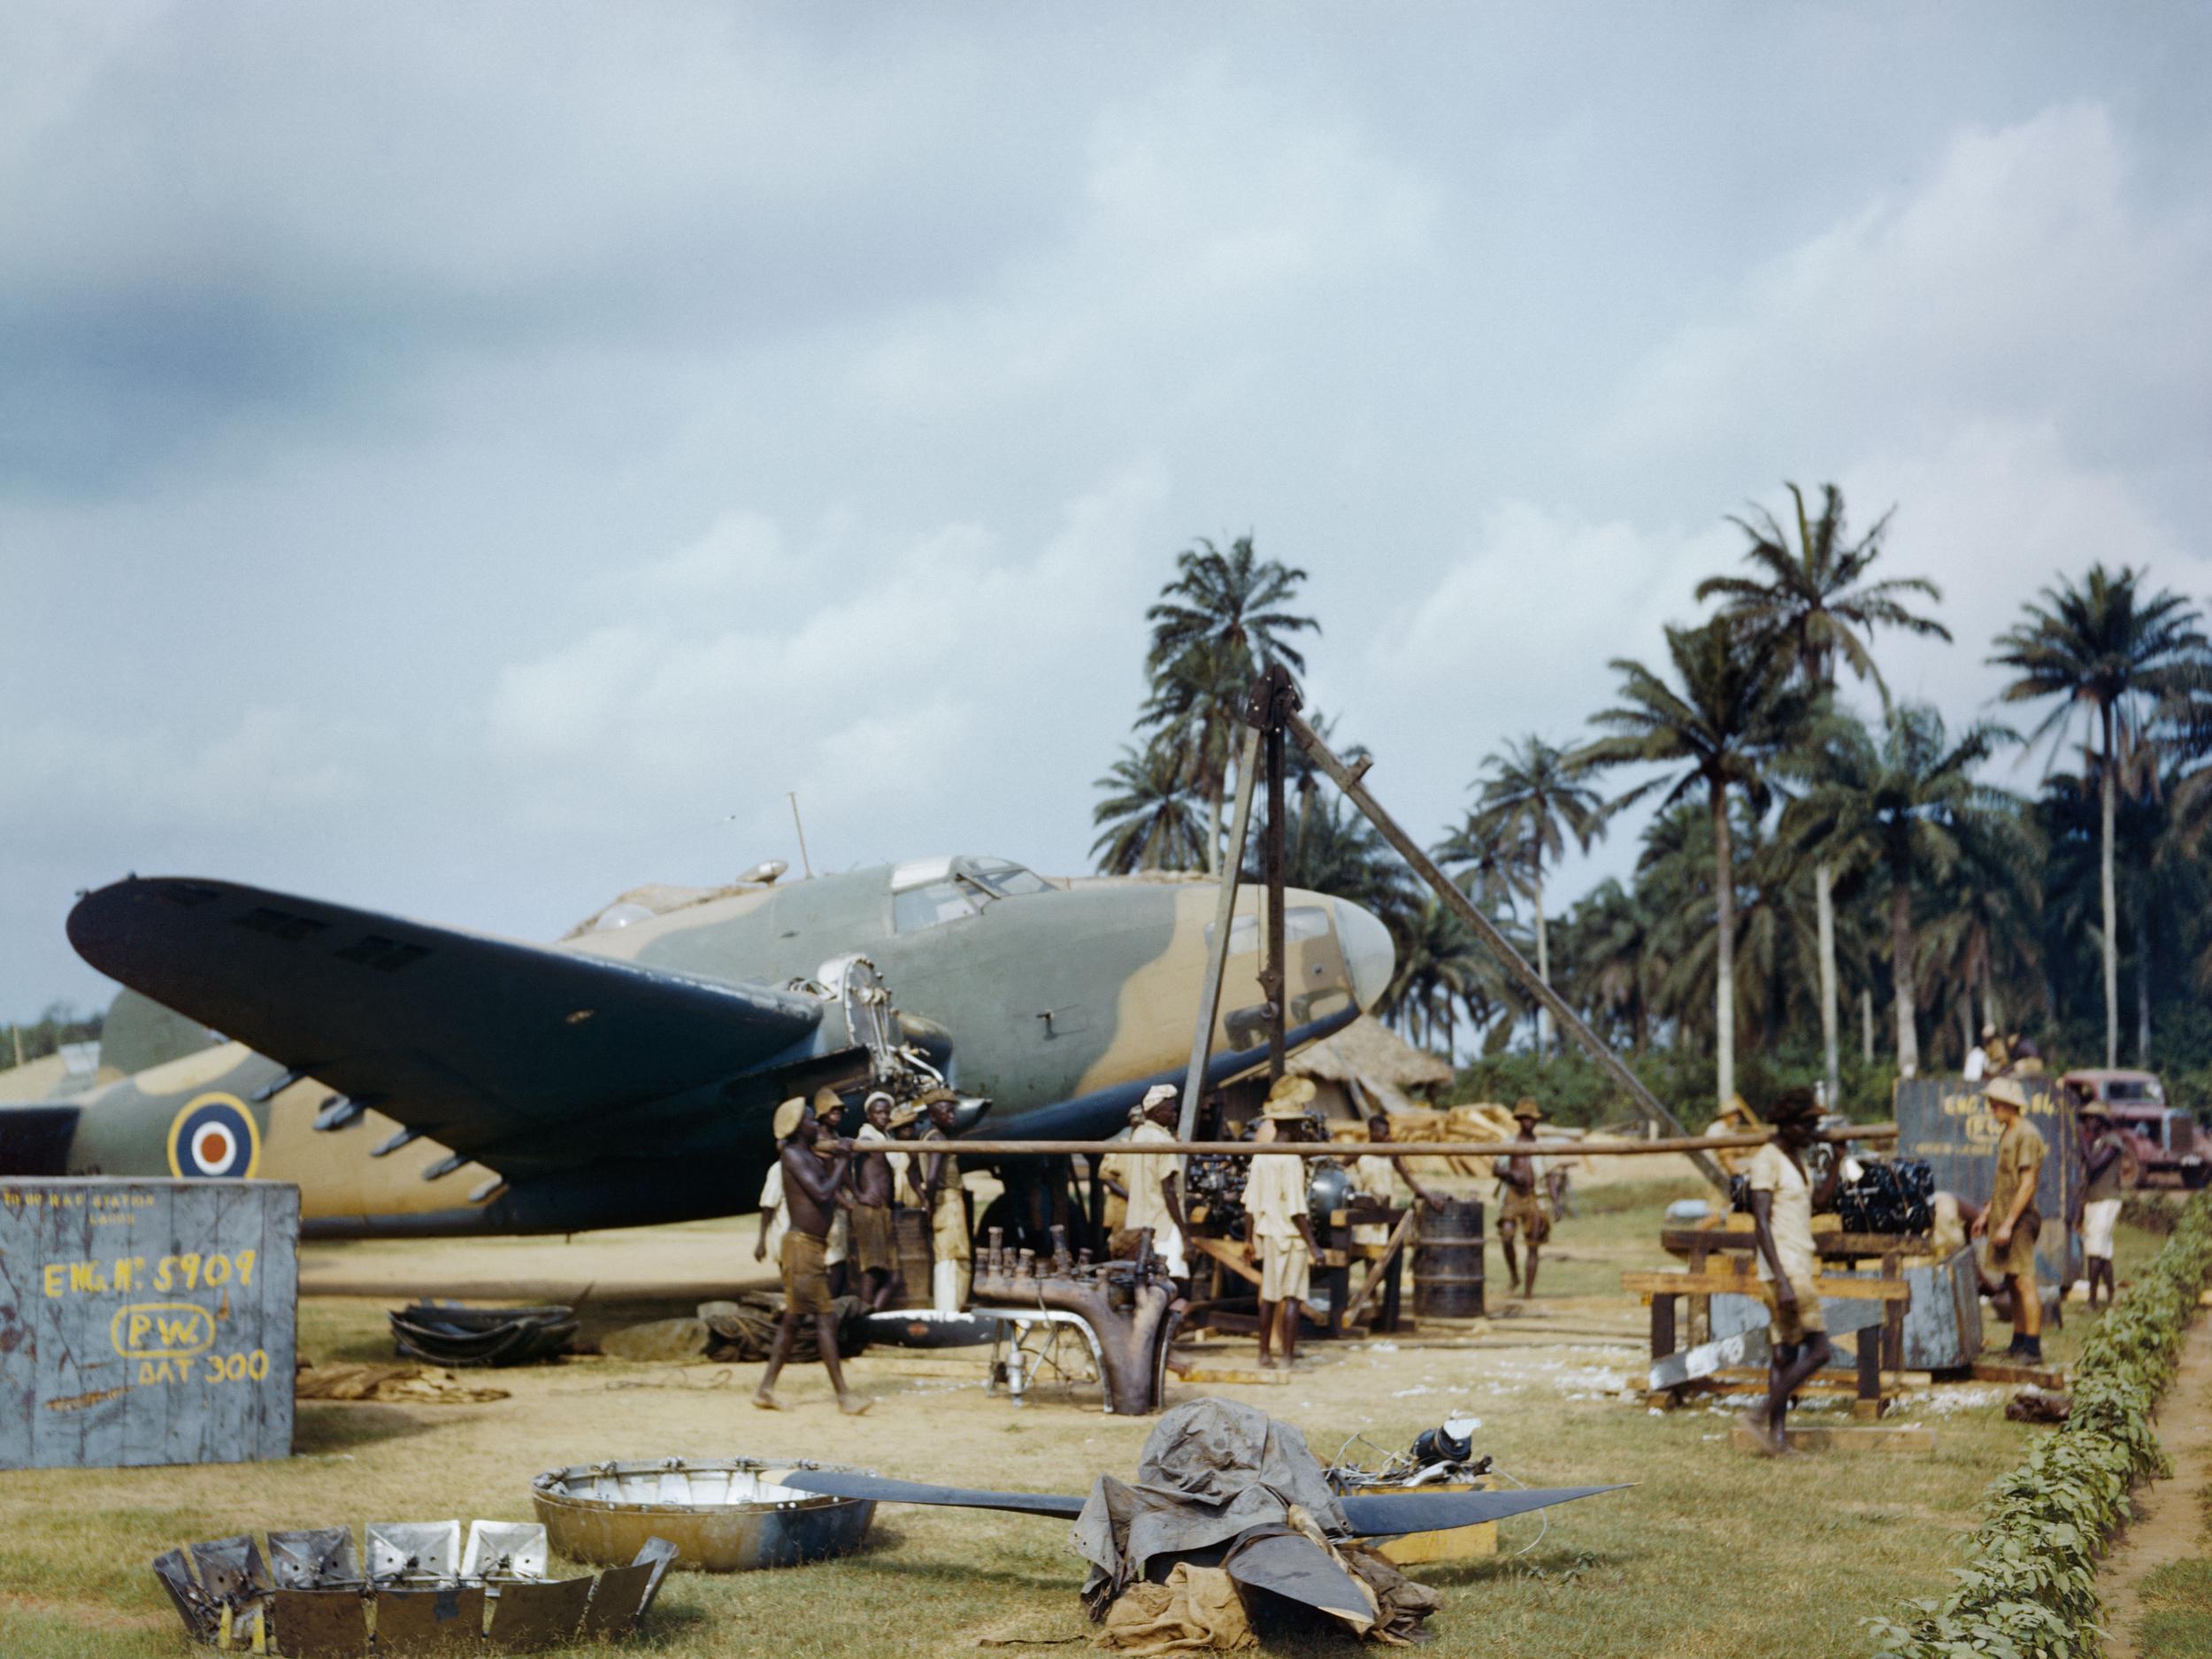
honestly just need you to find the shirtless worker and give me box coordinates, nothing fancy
[754,1096,870,1415]
[919,1088,973,1311]
[1744,1087,1838,1455]
[1496,1101,1551,1299]
[1243,1076,1322,1371]
[1973,1075,2047,1362]
[849,1091,900,1312]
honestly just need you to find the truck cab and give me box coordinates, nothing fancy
[2062,1069,2210,1189]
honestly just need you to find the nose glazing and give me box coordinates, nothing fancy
[1332,899,1396,1013]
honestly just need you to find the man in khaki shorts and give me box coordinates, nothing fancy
[1497,1101,1552,1299]
[1242,1076,1321,1371]
[755,1095,870,1415]
[1745,1087,1836,1454]
[1974,1076,2047,1362]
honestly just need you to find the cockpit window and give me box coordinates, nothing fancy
[894,881,980,932]
[966,856,1050,897]
[1205,906,1332,955]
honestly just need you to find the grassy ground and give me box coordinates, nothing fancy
[0,1189,2173,1659]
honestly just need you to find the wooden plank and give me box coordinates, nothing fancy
[1620,1271,1910,1302]
[1167,1365,1289,1386]
[945,1125,1898,1159]
[1340,1211,1417,1327]
[1970,1359,2070,1389]
[1729,1423,1934,1454]
[1187,1237,1328,1324]
[2,1178,297,1471]
[1663,1228,1932,1257]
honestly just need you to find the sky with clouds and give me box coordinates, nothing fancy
[4,3,2208,1018]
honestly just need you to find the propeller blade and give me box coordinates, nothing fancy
[779,1469,1084,1518]
[780,1471,1628,1539]
[1339,1484,1628,1535]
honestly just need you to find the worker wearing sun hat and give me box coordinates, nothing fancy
[1974,1075,2047,1362]
[1242,1076,1320,1370]
[754,1094,867,1415]
[1115,1083,1190,1276]
[1497,1101,1552,1299]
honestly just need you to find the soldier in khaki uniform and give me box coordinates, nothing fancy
[1241,1076,1321,1371]
[1972,1075,2047,1362]
[919,1088,972,1312]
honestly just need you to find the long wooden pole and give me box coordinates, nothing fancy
[1285,711,1732,1192]
[933,1125,1895,1159]
[1179,727,1264,1141]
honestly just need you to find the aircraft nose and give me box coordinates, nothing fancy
[1333,898,1395,1013]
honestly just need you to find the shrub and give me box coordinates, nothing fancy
[1867,1191,2212,1659]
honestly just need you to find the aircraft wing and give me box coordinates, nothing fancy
[66,877,824,1163]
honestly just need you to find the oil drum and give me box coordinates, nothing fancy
[892,1209,935,1310]
[1413,1197,1485,1318]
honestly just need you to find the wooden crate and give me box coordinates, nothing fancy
[1366,1481,1498,1564]
[0,1179,299,1469]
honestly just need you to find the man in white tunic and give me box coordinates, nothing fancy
[1118,1084,1189,1277]
[1744,1087,1837,1454]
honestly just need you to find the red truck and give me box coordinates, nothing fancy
[2062,1069,2210,1189]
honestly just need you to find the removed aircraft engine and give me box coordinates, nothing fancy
[531,1458,876,1572]
[150,1520,674,1653]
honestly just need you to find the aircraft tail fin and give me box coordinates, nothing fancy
[101,988,215,1077]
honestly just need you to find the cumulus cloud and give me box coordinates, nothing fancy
[4,11,2210,1020]
[485,459,1172,853]
[1601,104,2212,475]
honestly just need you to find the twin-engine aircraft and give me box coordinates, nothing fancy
[8,856,1394,1238]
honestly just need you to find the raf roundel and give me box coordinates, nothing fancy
[167,1094,262,1179]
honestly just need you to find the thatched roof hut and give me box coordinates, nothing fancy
[1212,1015,1453,1130]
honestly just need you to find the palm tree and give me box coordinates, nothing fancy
[1989,565,2209,1064]
[1141,536,1320,873]
[1090,740,1206,874]
[1578,617,1813,1110]
[1783,703,2020,1075]
[1562,878,1659,1053]
[1447,735,1604,1061]
[1698,482,1950,1110]
[1384,898,1507,1058]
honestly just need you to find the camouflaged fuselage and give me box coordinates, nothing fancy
[54,865,1389,1238]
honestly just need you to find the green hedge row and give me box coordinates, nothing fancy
[1869,1191,2212,1659]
